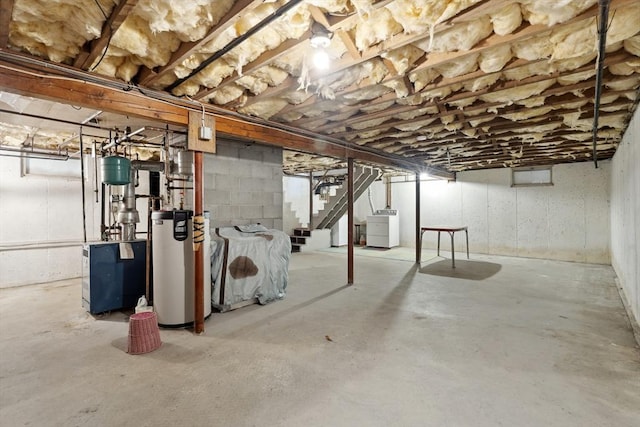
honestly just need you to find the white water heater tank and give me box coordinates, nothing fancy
[151,210,211,327]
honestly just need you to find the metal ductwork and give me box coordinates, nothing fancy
[117,167,139,241]
[116,160,165,241]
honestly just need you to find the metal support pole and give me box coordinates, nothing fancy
[309,171,313,228]
[79,127,87,243]
[450,232,456,268]
[194,151,205,334]
[145,197,153,302]
[385,176,392,208]
[347,158,354,285]
[415,172,421,263]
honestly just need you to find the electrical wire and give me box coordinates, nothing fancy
[89,0,112,71]
[92,0,107,19]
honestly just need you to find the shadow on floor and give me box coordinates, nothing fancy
[419,259,502,280]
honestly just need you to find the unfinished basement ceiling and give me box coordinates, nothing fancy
[1,0,639,173]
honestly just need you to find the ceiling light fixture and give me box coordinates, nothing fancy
[310,23,332,70]
[310,23,332,49]
[313,50,330,70]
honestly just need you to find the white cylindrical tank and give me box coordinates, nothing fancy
[151,210,211,327]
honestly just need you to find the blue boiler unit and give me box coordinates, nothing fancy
[82,240,147,314]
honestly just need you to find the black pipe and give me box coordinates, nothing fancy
[100,182,107,241]
[131,160,165,172]
[166,0,305,91]
[150,171,161,210]
[592,0,611,169]
[93,143,99,203]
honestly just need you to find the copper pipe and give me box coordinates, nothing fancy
[194,151,205,334]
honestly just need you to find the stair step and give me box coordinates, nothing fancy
[293,228,312,237]
[289,228,331,253]
[314,167,380,230]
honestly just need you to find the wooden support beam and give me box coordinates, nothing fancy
[307,5,330,29]
[0,56,454,177]
[0,0,14,48]
[337,30,361,60]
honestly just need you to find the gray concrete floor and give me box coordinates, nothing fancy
[1,250,639,426]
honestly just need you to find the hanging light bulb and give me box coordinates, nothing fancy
[310,22,332,70]
[310,22,332,49]
[313,49,330,70]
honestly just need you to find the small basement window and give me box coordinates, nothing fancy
[511,166,553,187]
[21,156,81,179]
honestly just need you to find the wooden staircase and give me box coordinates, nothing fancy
[288,166,380,253]
[313,166,380,230]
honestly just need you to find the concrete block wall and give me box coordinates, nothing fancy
[392,161,611,264]
[610,107,639,327]
[204,139,283,230]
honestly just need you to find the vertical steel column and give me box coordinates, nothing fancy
[79,127,87,243]
[415,172,421,263]
[347,158,354,285]
[309,171,313,228]
[194,151,205,334]
[385,176,392,208]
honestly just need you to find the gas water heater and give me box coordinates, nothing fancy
[151,210,211,327]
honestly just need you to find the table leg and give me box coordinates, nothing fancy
[450,231,455,268]
[437,231,441,256]
[465,229,469,259]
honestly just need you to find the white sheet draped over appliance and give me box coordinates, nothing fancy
[211,225,291,310]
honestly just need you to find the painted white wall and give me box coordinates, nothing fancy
[283,175,310,234]
[392,162,611,264]
[0,156,97,287]
[610,107,640,326]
